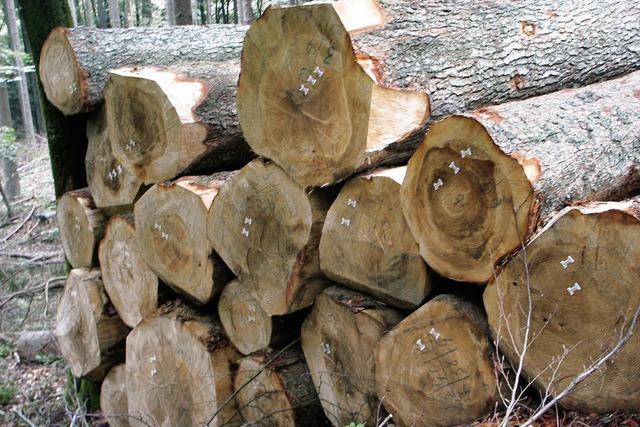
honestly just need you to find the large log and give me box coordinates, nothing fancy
[301,286,402,426]
[319,167,429,309]
[126,302,241,427]
[100,364,130,427]
[234,346,325,426]
[134,174,233,304]
[39,25,246,115]
[208,159,334,315]
[98,215,159,328]
[86,108,143,210]
[375,294,498,427]
[105,61,252,185]
[238,0,640,187]
[218,279,302,356]
[57,188,107,268]
[483,198,640,413]
[55,268,129,380]
[401,71,640,283]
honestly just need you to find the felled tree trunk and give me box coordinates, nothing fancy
[126,301,241,427]
[57,188,107,268]
[208,159,334,316]
[100,364,129,427]
[401,71,640,283]
[105,60,252,185]
[484,197,640,413]
[55,268,129,380]
[238,0,640,187]
[376,294,498,427]
[301,286,402,426]
[134,174,233,304]
[15,330,59,362]
[39,24,247,115]
[85,108,143,210]
[320,167,430,309]
[234,346,325,426]
[98,215,159,328]
[218,279,302,356]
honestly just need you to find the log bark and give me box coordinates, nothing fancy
[134,174,233,304]
[483,197,640,413]
[39,24,247,115]
[99,215,159,328]
[100,364,130,427]
[55,268,129,379]
[207,159,334,316]
[234,346,326,426]
[401,71,640,284]
[320,167,430,309]
[218,279,303,356]
[57,188,108,268]
[375,294,498,427]
[126,301,241,427]
[301,286,402,426]
[15,330,59,362]
[85,108,143,210]
[238,0,640,187]
[105,60,252,185]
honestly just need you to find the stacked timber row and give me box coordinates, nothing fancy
[46,0,640,426]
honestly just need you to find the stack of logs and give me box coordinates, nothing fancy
[43,1,640,426]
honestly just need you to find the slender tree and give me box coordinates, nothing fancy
[0,84,19,200]
[108,0,120,27]
[96,0,107,27]
[164,0,174,24]
[174,0,192,24]
[67,0,78,25]
[83,0,94,26]
[238,0,251,23]
[122,0,131,26]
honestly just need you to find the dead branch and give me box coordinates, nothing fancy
[0,276,66,309]
[0,204,35,243]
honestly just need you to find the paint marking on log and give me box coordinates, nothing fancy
[433,178,444,191]
[567,282,582,296]
[449,161,461,174]
[560,255,575,269]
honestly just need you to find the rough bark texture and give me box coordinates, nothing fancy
[301,286,402,426]
[484,197,640,413]
[234,346,326,426]
[105,61,252,185]
[174,0,192,24]
[55,268,129,380]
[401,71,640,283]
[57,188,107,268]
[39,24,247,115]
[238,0,640,187]
[320,167,430,309]
[15,330,59,362]
[134,174,234,304]
[126,301,241,427]
[100,364,130,427]
[376,294,498,427]
[18,0,89,198]
[208,159,335,316]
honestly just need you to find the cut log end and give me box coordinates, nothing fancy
[401,115,534,283]
[99,215,159,328]
[376,294,498,427]
[484,198,640,413]
[57,189,107,268]
[100,364,130,427]
[320,167,430,309]
[39,27,86,115]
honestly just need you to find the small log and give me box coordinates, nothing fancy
[234,346,325,426]
[39,25,246,115]
[15,330,59,362]
[208,159,334,315]
[238,0,640,187]
[483,197,640,413]
[302,286,402,426]
[401,71,640,283]
[100,364,130,427]
[99,215,159,328]
[105,61,252,185]
[56,188,107,268]
[218,279,302,356]
[134,174,233,304]
[126,301,241,427]
[319,167,430,309]
[375,294,498,427]
[55,268,129,379]
[86,108,143,210]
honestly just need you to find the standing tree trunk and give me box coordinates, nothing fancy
[108,0,120,27]
[5,0,36,145]
[0,83,19,201]
[82,0,94,26]
[67,0,78,26]
[174,0,192,24]
[96,0,107,27]
[164,0,174,24]
[18,0,89,198]
[238,0,640,188]
[238,0,251,24]
[122,0,131,27]
[401,71,640,284]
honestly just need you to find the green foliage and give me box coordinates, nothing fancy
[34,353,61,365]
[64,370,101,412]
[345,423,366,427]
[0,382,17,405]
[0,126,18,160]
[0,342,15,359]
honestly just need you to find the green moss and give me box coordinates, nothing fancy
[0,382,17,405]
[0,342,15,359]
[64,370,101,412]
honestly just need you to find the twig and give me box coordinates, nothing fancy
[0,204,35,243]
[12,407,37,427]
[0,276,65,309]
